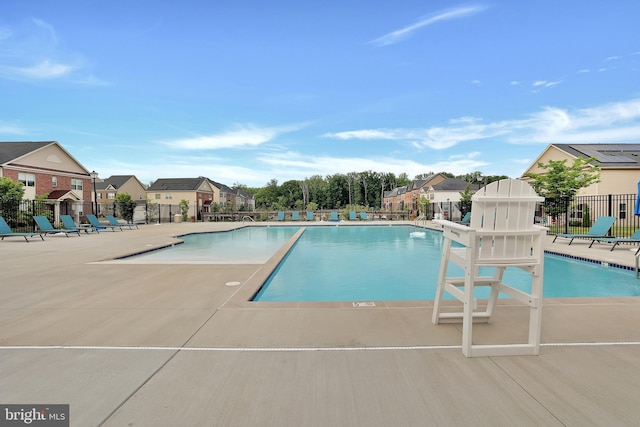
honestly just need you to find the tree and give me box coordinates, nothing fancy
[0,177,25,226]
[178,199,190,222]
[457,184,473,216]
[0,177,24,204]
[524,157,601,220]
[115,193,137,223]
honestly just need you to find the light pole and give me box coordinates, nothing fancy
[90,170,98,215]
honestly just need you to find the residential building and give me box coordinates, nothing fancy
[521,143,640,195]
[422,178,482,220]
[383,174,447,213]
[95,175,147,203]
[208,179,255,211]
[147,177,215,220]
[0,141,93,222]
[521,143,640,226]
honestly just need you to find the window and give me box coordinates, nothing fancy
[107,193,116,199]
[165,193,173,200]
[97,193,102,200]
[52,176,58,188]
[155,194,161,200]
[71,179,83,190]
[18,173,35,187]
[570,203,584,219]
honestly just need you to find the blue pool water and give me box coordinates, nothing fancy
[252,225,640,302]
[128,227,299,264]
[125,225,639,301]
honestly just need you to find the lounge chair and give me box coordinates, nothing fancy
[349,211,357,220]
[33,215,81,237]
[60,214,98,233]
[86,214,122,231]
[291,211,300,221]
[360,212,370,220]
[0,217,43,242]
[456,212,471,225]
[329,211,340,222]
[106,215,138,229]
[306,211,314,221]
[277,211,285,221]
[589,228,640,255]
[552,216,617,245]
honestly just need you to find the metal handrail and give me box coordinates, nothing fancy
[242,216,255,224]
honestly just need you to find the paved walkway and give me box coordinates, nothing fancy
[1,221,640,426]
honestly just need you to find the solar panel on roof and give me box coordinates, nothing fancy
[571,144,640,163]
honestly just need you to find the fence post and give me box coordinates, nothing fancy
[31,200,36,232]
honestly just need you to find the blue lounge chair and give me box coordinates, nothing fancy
[291,211,300,221]
[277,211,285,221]
[306,211,314,221]
[456,212,471,225]
[33,216,81,237]
[552,216,616,245]
[360,212,370,220]
[349,211,357,220]
[86,214,122,231]
[0,217,43,242]
[106,215,138,229]
[60,214,98,233]
[329,211,340,222]
[589,228,640,255]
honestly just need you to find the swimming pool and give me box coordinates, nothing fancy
[252,225,640,302]
[123,225,639,301]
[126,226,299,264]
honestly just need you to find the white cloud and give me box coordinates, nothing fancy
[324,98,640,149]
[325,121,509,150]
[32,18,59,45]
[323,129,399,140]
[508,99,640,143]
[258,151,487,181]
[0,19,100,84]
[165,123,304,150]
[532,80,561,88]
[0,59,74,79]
[369,5,487,47]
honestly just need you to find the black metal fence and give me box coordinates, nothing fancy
[425,193,640,237]
[2,194,639,235]
[0,200,191,233]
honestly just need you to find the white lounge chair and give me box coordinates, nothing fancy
[432,179,547,357]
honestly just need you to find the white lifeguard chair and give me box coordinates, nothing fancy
[432,179,547,357]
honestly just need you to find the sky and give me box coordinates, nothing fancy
[1,1,639,188]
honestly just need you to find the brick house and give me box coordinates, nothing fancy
[383,174,447,213]
[0,141,94,224]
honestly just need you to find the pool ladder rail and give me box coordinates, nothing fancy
[242,216,255,224]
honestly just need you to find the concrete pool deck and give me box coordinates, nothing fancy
[1,220,640,426]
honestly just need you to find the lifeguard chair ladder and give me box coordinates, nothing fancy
[432,179,547,357]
